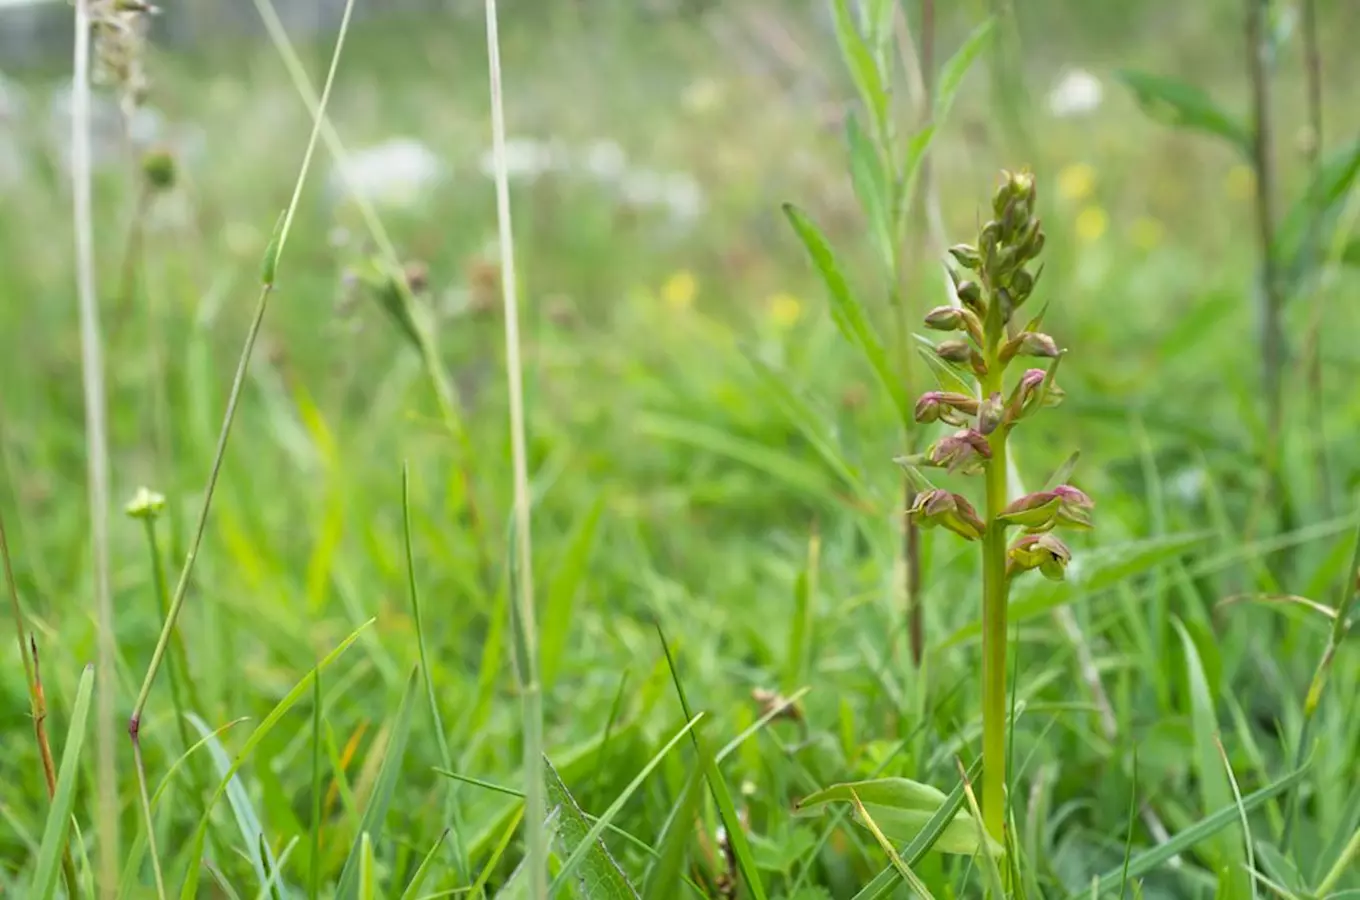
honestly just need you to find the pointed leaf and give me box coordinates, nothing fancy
[29,665,94,900]
[783,203,909,425]
[1115,70,1250,156]
[795,778,1002,858]
[830,0,888,131]
[846,112,894,270]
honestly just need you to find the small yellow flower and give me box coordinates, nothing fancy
[1057,163,1097,203]
[1224,164,1256,202]
[767,292,802,328]
[661,270,697,310]
[1074,206,1108,244]
[1129,216,1164,251]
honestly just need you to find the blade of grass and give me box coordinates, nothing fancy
[398,829,448,900]
[1216,735,1259,900]
[336,667,420,900]
[641,764,705,900]
[401,465,467,878]
[541,492,605,692]
[179,621,372,899]
[29,664,95,900]
[548,715,701,894]
[311,667,323,900]
[848,789,938,900]
[1085,765,1310,897]
[657,626,769,900]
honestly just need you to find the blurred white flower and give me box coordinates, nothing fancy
[620,168,704,224]
[1169,467,1207,505]
[479,136,570,183]
[328,137,444,209]
[1046,68,1103,118]
[583,139,627,181]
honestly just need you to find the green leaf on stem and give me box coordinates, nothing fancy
[1115,69,1251,156]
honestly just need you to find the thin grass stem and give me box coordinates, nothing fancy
[128,0,357,733]
[481,1,545,894]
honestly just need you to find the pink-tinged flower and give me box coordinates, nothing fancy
[1008,367,1064,420]
[978,392,1004,435]
[1002,330,1060,364]
[914,391,980,426]
[926,428,992,475]
[909,489,986,541]
[1007,532,1072,581]
[924,305,984,343]
[998,484,1094,531]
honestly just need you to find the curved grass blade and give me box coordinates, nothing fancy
[28,664,94,900]
[657,625,769,900]
[179,621,372,900]
[849,758,982,900]
[397,829,448,900]
[1084,765,1310,897]
[782,203,909,426]
[547,715,703,896]
[1115,69,1250,156]
[335,666,420,900]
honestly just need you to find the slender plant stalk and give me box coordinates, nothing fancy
[2,509,37,712]
[128,0,355,733]
[1299,0,1331,518]
[71,0,120,891]
[979,344,1010,843]
[908,172,1084,847]
[482,2,545,894]
[1283,507,1359,844]
[1245,0,1287,532]
[132,736,168,900]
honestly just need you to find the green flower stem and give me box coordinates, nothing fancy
[980,361,1009,845]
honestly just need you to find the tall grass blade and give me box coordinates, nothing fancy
[1085,765,1310,897]
[29,664,95,900]
[656,626,769,900]
[335,667,420,900]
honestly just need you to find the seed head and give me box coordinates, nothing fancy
[124,486,165,521]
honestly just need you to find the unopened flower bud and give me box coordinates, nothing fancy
[1007,532,1071,581]
[978,392,1004,435]
[1003,331,1060,364]
[141,147,176,191]
[925,306,965,331]
[926,428,992,474]
[125,486,166,521]
[1016,218,1043,259]
[909,489,986,541]
[914,391,979,425]
[1009,268,1035,304]
[949,244,981,271]
[1001,195,1030,241]
[936,339,973,364]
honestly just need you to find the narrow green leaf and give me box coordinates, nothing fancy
[830,0,888,132]
[548,715,700,896]
[1086,766,1310,897]
[541,492,606,691]
[744,352,867,498]
[187,714,277,890]
[398,829,448,900]
[784,531,820,694]
[1175,616,1246,899]
[642,765,705,900]
[795,778,1002,858]
[29,664,94,900]
[935,18,996,123]
[637,412,845,506]
[657,626,769,900]
[335,666,421,900]
[180,622,372,900]
[783,203,908,424]
[1115,69,1251,156]
[358,832,375,900]
[845,112,894,271]
[1276,139,1360,289]
[942,532,1215,648]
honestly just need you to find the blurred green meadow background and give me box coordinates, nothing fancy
[1,0,1359,897]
